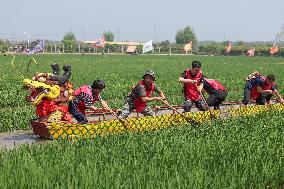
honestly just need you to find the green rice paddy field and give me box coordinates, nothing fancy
[0,54,284,188]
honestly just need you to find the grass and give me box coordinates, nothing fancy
[0,110,284,188]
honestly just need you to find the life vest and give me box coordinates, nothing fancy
[184,69,203,101]
[204,78,225,93]
[134,80,155,112]
[251,76,275,100]
[74,85,99,114]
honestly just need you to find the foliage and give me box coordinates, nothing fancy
[0,39,5,45]
[0,111,284,188]
[175,26,197,46]
[61,32,77,51]
[103,31,114,42]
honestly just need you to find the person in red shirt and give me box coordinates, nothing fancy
[68,80,111,123]
[179,61,206,112]
[243,73,284,105]
[203,78,227,110]
[120,70,166,118]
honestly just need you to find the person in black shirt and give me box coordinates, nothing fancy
[203,78,227,110]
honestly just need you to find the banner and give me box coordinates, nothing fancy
[247,48,255,57]
[225,42,232,53]
[183,41,192,53]
[27,39,45,55]
[142,40,153,53]
[93,37,106,48]
[269,45,279,55]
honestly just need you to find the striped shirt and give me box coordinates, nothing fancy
[70,92,102,109]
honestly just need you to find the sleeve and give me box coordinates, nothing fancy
[82,93,93,107]
[136,85,146,97]
[255,78,265,88]
[154,83,161,93]
[180,70,186,78]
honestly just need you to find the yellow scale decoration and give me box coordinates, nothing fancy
[45,103,284,140]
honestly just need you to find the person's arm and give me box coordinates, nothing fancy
[197,83,204,94]
[100,100,111,111]
[178,70,197,84]
[140,85,165,102]
[272,90,284,103]
[256,86,273,94]
[131,82,139,89]
[178,77,197,84]
[245,71,259,81]
[255,78,272,94]
[158,91,166,99]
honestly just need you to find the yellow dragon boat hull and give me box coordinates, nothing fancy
[31,103,284,140]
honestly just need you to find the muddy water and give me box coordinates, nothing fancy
[0,130,49,150]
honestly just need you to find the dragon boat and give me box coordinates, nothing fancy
[23,64,284,140]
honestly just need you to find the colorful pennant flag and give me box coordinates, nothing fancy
[93,37,106,48]
[28,39,45,55]
[247,48,255,57]
[269,45,279,55]
[225,42,232,53]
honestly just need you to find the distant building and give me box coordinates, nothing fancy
[83,41,143,46]
[125,46,138,55]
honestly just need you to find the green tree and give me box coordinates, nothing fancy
[236,41,245,46]
[103,31,114,42]
[62,32,77,48]
[159,40,171,46]
[175,26,197,45]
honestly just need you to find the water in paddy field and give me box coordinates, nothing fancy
[0,130,50,150]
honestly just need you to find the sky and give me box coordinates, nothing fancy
[1,0,284,42]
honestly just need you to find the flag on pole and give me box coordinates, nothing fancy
[142,40,153,53]
[28,39,45,55]
[93,37,106,48]
[225,42,232,53]
[247,48,255,57]
[183,41,192,54]
[269,45,279,55]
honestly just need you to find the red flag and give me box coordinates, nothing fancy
[225,42,232,53]
[247,48,255,57]
[269,45,279,55]
[93,37,106,48]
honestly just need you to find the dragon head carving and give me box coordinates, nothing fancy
[23,63,74,105]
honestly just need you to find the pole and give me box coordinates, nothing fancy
[160,99,197,125]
